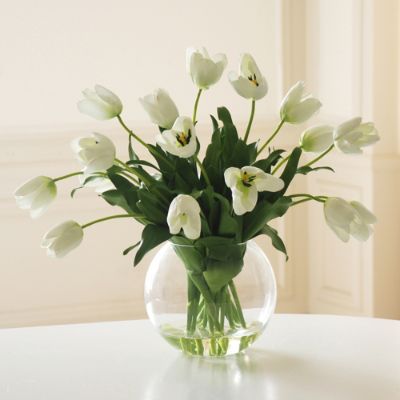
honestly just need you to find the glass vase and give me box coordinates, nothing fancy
[144,240,276,357]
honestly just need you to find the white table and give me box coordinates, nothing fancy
[0,314,399,400]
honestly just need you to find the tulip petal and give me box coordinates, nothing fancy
[182,211,201,240]
[285,98,322,124]
[327,222,351,242]
[300,125,334,153]
[78,99,112,120]
[334,117,362,141]
[324,197,355,228]
[349,220,372,241]
[224,167,241,188]
[95,85,122,115]
[14,176,48,197]
[350,201,377,224]
[254,173,284,192]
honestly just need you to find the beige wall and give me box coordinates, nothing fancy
[1,0,399,327]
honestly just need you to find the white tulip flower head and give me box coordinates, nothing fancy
[224,166,284,215]
[14,176,57,218]
[156,116,197,158]
[324,197,377,242]
[334,117,380,154]
[228,54,268,100]
[167,195,201,240]
[71,133,116,174]
[41,220,84,258]
[300,125,334,153]
[78,84,122,120]
[186,47,227,89]
[139,88,179,130]
[280,81,322,124]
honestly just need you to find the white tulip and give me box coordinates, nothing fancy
[139,88,179,130]
[228,54,268,100]
[41,220,84,258]
[300,125,334,153]
[14,176,57,218]
[167,195,201,240]
[224,166,284,215]
[280,81,322,124]
[156,116,197,158]
[324,197,377,242]
[334,117,380,154]
[78,84,122,120]
[71,133,116,174]
[186,47,227,89]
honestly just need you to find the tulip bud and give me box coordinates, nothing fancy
[167,195,201,240]
[41,220,84,258]
[280,81,322,124]
[14,176,57,218]
[300,125,334,153]
[78,84,122,120]
[186,47,227,89]
[71,133,116,174]
[324,197,376,242]
[139,89,179,130]
[334,117,379,154]
[228,54,268,100]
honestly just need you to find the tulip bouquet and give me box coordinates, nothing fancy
[15,47,379,339]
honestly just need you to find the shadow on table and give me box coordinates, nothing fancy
[141,347,398,400]
[142,348,303,400]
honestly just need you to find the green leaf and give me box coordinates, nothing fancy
[126,159,161,171]
[137,190,167,224]
[203,258,243,294]
[70,185,84,198]
[268,147,302,202]
[252,149,285,173]
[242,197,292,241]
[297,165,334,175]
[210,114,219,132]
[122,241,141,256]
[259,225,288,261]
[107,174,141,213]
[170,236,205,274]
[101,190,132,213]
[217,107,233,125]
[213,193,237,237]
[195,237,246,293]
[134,225,171,266]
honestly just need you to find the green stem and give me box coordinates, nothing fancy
[81,214,134,229]
[119,171,140,185]
[53,171,83,183]
[272,155,290,175]
[257,120,285,156]
[192,89,203,124]
[302,144,334,168]
[243,100,256,143]
[117,115,147,148]
[117,115,175,170]
[291,198,313,207]
[288,194,327,207]
[195,156,211,187]
[228,281,246,328]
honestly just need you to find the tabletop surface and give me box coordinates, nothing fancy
[0,314,399,400]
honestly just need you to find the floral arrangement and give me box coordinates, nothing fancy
[15,47,379,337]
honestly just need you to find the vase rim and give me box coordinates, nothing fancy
[168,238,253,248]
